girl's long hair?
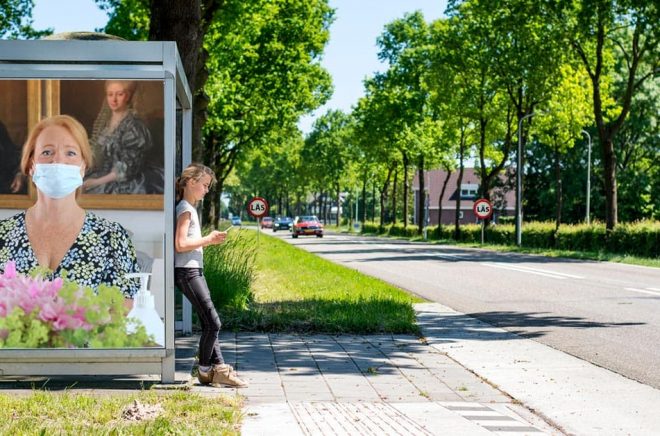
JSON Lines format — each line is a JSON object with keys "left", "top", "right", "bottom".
{"left": 175, "top": 163, "right": 217, "bottom": 202}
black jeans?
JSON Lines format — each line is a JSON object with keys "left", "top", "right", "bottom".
{"left": 175, "top": 268, "right": 224, "bottom": 366}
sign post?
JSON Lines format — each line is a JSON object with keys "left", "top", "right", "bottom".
{"left": 473, "top": 198, "right": 493, "bottom": 244}
{"left": 247, "top": 197, "right": 269, "bottom": 242}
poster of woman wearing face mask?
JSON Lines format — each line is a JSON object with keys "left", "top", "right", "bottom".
{"left": 0, "top": 79, "right": 165, "bottom": 211}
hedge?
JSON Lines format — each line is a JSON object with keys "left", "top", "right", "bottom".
{"left": 360, "top": 221, "right": 659, "bottom": 258}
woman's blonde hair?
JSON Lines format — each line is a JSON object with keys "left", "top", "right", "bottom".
{"left": 20, "top": 114, "right": 94, "bottom": 175}
{"left": 176, "top": 163, "right": 217, "bottom": 201}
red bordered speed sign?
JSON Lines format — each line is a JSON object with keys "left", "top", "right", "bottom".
{"left": 473, "top": 198, "right": 493, "bottom": 220}
{"left": 247, "top": 197, "right": 269, "bottom": 218}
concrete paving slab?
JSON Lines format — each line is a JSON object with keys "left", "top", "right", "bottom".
{"left": 417, "top": 302, "right": 660, "bottom": 435}
{"left": 228, "top": 331, "right": 548, "bottom": 435}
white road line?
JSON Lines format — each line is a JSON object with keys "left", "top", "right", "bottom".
{"left": 480, "top": 262, "right": 584, "bottom": 280}
{"left": 624, "top": 287, "right": 660, "bottom": 296}
{"left": 499, "top": 264, "right": 584, "bottom": 279}
{"left": 647, "top": 287, "right": 660, "bottom": 292}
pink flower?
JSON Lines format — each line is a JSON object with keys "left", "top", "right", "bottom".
{"left": 1, "top": 261, "right": 16, "bottom": 279}
{"left": 0, "top": 261, "right": 109, "bottom": 346}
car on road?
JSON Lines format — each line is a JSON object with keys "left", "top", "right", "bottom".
{"left": 292, "top": 215, "right": 323, "bottom": 238}
{"left": 231, "top": 216, "right": 242, "bottom": 226}
{"left": 260, "top": 217, "right": 274, "bottom": 229}
{"left": 273, "top": 216, "right": 293, "bottom": 232}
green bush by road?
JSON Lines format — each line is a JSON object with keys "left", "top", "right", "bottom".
{"left": 206, "top": 229, "right": 422, "bottom": 334}
{"left": 362, "top": 221, "right": 660, "bottom": 260}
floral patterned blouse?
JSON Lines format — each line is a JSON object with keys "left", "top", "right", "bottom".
{"left": 0, "top": 212, "right": 139, "bottom": 298}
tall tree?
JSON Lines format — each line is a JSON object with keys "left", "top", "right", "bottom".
{"left": 560, "top": 0, "right": 659, "bottom": 229}
{"left": 96, "top": 0, "right": 221, "bottom": 160}
{"left": 303, "top": 110, "right": 353, "bottom": 226}
{"left": 534, "top": 64, "right": 593, "bottom": 229}
{"left": 0, "top": 0, "right": 51, "bottom": 38}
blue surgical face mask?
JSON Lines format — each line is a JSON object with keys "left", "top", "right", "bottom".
{"left": 32, "top": 163, "right": 83, "bottom": 199}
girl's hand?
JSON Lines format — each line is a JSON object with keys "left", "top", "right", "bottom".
{"left": 206, "top": 230, "right": 227, "bottom": 245}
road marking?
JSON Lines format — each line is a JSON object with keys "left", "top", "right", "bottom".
{"left": 624, "top": 287, "right": 660, "bottom": 296}
{"left": 647, "top": 287, "right": 660, "bottom": 292}
{"left": 481, "top": 262, "right": 584, "bottom": 279}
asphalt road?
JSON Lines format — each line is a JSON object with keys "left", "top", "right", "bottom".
{"left": 266, "top": 229, "right": 660, "bottom": 390}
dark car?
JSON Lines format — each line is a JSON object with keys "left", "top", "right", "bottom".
{"left": 273, "top": 216, "right": 293, "bottom": 232}
{"left": 292, "top": 215, "right": 323, "bottom": 238}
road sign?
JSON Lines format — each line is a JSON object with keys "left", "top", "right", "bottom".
{"left": 247, "top": 197, "right": 269, "bottom": 218}
{"left": 473, "top": 198, "right": 493, "bottom": 220}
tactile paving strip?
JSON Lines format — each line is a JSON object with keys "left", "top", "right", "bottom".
{"left": 291, "top": 402, "right": 432, "bottom": 436}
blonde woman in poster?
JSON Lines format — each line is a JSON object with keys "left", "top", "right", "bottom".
{"left": 83, "top": 80, "right": 162, "bottom": 194}
{"left": 0, "top": 115, "right": 139, "bottom": 302}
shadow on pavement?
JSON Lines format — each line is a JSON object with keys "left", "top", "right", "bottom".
{"left": 417, "top": 309, "right": 644, "bottom": 343}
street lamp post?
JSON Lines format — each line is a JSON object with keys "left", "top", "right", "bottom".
{"left": 581, "top": 130, "right": 592, "bottom": 225}
{"left": 516, "top": 112, "right": 541, "bottom": 246}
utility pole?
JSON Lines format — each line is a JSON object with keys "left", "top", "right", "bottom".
{"left": 581, "top": 130, "right": 592, "bottom": 225}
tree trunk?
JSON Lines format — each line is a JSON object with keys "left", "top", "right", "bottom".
{"left": 391, "top": 167, "right": 398, "bottom": 226}
{"left": 438, "top": 167, "right": 452, "bottom": 227}
{"left": 402, "top": 153, "right": 409, "bottom": 228}
{"left": 554, "top": 145, "right": 562, "bottom": 232}
{"left": 361, "top": 176, "right": 367, "bottom": 223}
{"left": 371, "top": 180, "right": 376, "bottom": 223}
{"left": 454, "top": 128, "right": 466, "bottom": 240}
{"left": 149, "top": 0, "right": 222, "bottom": 162}
{"left": 416, "top": 156, "right": 425, "bottom": 235}
{"left": 336, "top": 182, "right": 341, "bottom": 227}
{"left": 379, "top": 167, "right": 393, "bottom": 230}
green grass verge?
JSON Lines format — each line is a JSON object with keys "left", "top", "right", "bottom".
{"left": 219, "top": 231, "right": 423, "bottom": 334}
{"left": 0, "top": 390, "right": 242, "bottom": 434}
{"left": 400, "top": 237, "right": 660, "bottom": 268}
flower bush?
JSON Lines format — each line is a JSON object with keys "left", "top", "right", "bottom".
{"left": 0, "top": 261, "right": 152, "bottom": 348}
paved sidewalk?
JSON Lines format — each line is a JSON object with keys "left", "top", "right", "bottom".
{"left": 193, "top": 318, "right": 557, "bottom": 434}
{"left": 197, "top": 302, "right": 660, "bottom": 435}
{"left": 416, "top": 303, "right": 660, "bottom": 436}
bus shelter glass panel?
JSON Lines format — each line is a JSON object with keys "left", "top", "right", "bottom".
{"left": 0, "top": 78, "right": 166, "bottom": 349}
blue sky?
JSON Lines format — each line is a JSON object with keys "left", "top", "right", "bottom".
{"left": 32, "top": 0, "right": 447, "bottom": 133}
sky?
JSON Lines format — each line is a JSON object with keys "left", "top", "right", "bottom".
{"left": 32, "top": 0, "right": 447, "bottom": 134}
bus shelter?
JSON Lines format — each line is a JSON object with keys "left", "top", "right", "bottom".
{"left": 0, "top": 39, "right": 192, "bottom": 383}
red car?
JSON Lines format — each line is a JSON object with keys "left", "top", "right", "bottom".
{"left": 260, "top": 217, "right": 273, "bottom": 229}
{"left": 292, "top": 215, "right": 323, "bottom": 238}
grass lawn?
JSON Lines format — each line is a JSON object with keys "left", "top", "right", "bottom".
{"left": 219, "top": 230, "right": 424, "bottom": 334}
{"left": 394, "top": 236, "right": 660, "bottom": 268}
{"left": 0, "top": 390, "right": 242, "bottom": 435}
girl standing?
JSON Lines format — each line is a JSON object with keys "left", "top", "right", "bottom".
{"left": 174, "top": 163, "right": 247, "bottom": 387}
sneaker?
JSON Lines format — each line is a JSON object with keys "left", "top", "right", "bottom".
{"left": 211, "top": 364, "right": 248, "bottom": 388}
{"left": 197, "top": 366, "right": 213, "bottom": 385}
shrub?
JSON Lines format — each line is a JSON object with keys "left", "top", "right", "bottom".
{"left": 204, "top": 230, "right": 257, "bottom": 310}
{"left": 388, "top": 224, "right": 420, "bottom": 237}
{"left": 0, "top": 262, "right": 152, "bottom": 348}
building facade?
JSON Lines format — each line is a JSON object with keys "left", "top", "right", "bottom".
{"left": 412, "top": 168, "right": 515, "bottom": 225}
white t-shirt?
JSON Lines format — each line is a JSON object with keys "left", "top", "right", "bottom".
{"left": 175, "top": 200, "right": 203, "bottom": 268}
